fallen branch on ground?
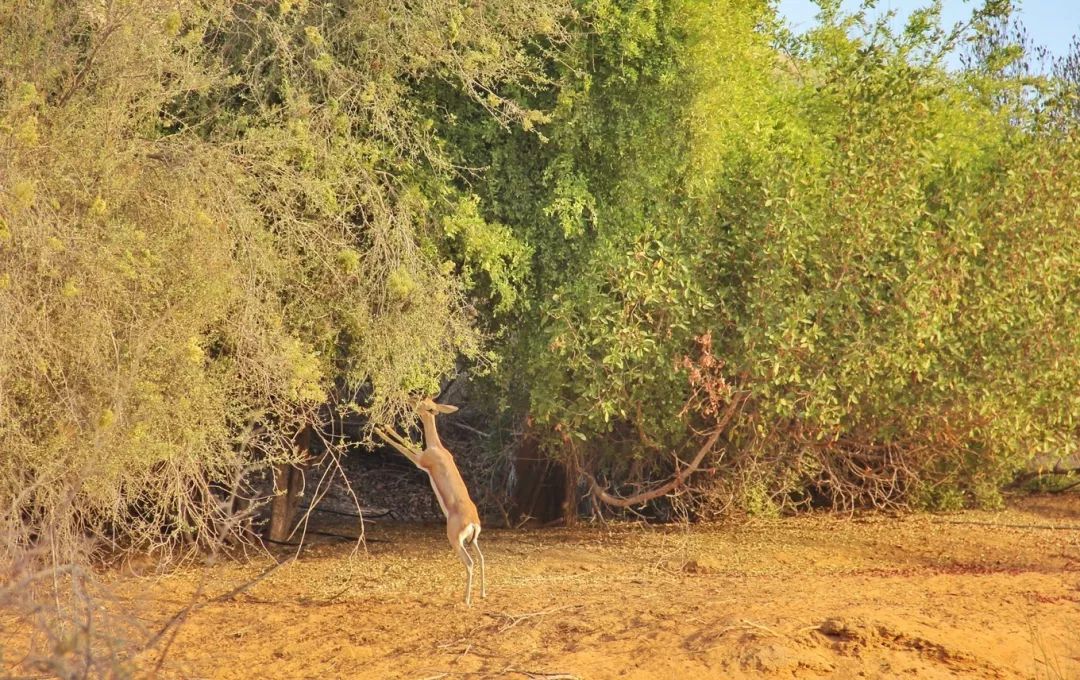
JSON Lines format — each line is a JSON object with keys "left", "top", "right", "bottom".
{"left": 146, "top": 556, "right": 295, "bottom": 652}
{"left": 485, "top": 604, "right": 579, "bottom": 634}
{"left": 297, "top": 504, "right": 392, "bottom": 519}
{"left": 740, "top": 619, "right": 783, "bottom": 638}
{"left": 1010, "top": 465, "right": 1080, "bottom": 487}
{"left": 504, "top": 669, "right": 582, "bottom": 680}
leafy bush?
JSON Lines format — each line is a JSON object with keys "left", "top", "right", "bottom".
{"left": 470, "top": 0, "right": 1080, "bottom": 513}
{"left": 0, "top": 0, "right": 567, "bottom": 561}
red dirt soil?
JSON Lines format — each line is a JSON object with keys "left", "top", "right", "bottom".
{"left": 5, "top": 494, "right": 1080, "bottom": 679}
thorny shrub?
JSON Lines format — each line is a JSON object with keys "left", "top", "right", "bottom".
{"left": 0, "top": 0, "right": 568, "bottom": 566}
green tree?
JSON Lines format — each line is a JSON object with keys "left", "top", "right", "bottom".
{"left": 461, "top": 0, "right": 1080, "bottom": 515}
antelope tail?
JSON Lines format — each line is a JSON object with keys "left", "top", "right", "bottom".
{"left": 459, "top": 523, "right": 480, "bottom": 547}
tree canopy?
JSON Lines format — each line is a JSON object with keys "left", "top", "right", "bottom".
{"left": 2, "top": 0, "right": 1078, "bottom": 561}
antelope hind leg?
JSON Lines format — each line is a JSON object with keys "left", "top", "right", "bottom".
{"left": 472, "top": 539, "right": 486, "bottom": 598}
{"left": 455, "top": 542, "right": 474, "bottom": 606}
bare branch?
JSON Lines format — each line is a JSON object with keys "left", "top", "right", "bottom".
{"left": 586, "top": 394, "right": 743, "bottom": 508}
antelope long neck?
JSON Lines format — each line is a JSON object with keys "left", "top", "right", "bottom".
{"left": 420, "top": 412, "right": 443, "bottom": 451}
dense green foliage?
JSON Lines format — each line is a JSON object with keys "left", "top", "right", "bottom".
{"left": 2, "top": 0, "right": 1079, "bottom": 562}
{"left": 721, "top": 8, "right": 1080, "bottom": 511}
{"left": 467, "top": 0, "right": 1080, "bottom": 513}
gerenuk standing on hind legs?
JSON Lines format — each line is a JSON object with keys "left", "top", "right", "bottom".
{"left": 377, "top": 398, "right": 486, "bottom": 606}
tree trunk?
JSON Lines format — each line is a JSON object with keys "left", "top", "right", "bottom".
{"left": 562, "top": 453, "right": 578, "bottom": 527}
{"left": 267, "top": 426, "right": 313, "bottom": 543}
{"left": 509, "top": 424, "right": 568, "bottom": 526}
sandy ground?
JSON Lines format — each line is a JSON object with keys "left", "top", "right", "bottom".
{"left": 5, "top": 494, "right": 1080, "bottom": 679}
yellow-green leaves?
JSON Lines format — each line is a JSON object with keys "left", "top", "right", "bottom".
{"left": 97, "top": 408, "right": 117, "bottom": 429}
{"left": 88, "top": 196, "right": 107, "bottom": 218}
{"left": 11, "top": 180, "right": 35, "bottom": 210}
{"left": 442, "top": 195, "right": 530, "bottom": 314}
{"left": 163, "top": 11, "right": 182, "bottom": 37}
{"left": 387, "top": 267, "right": 417, "bottom": 300}
{"left": 14, "top": 117, "right": 38, "bottom": 146}
{"left": 312, "top": 53, "right": 334, "bottom": 73}
{"left": 13, "top": 81, "right": 40, "bottom": 108}
{"left": 336, "top": 248, "right": 361, "bottom": 275}
{"left": 283, "top": 339, "right": 325, "bottom": 404}
{"left": 303, "top": 26, "right": 325, "bottom": 48}
{"left": 185, "top": 336, "right": 205, "bottom": 364}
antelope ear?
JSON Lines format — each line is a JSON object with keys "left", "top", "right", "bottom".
{"left": 435, "top": 403, "right": 459, "bottom": 414}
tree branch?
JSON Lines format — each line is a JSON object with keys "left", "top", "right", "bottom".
{"left": 586, "top": 395, "right": 743, "bottom": 508}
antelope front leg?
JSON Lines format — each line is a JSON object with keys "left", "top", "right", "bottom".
{"left": 374, "top": 427, "right": 423, "bottom": 466}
